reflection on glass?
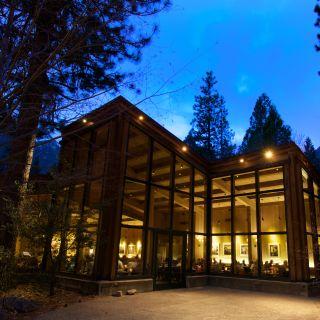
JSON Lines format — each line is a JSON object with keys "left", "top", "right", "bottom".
{"left": 234, "top": 235, "right": 258, "bottom": 276}
{"left": 234, "top": 172, "right": 255, "bottom": 194}
{"left": 75, "top": 133, "right": 90, "bottom": 173}
{"left": 212, "top": 176, "right": 231, "bottom": 197}
{"left": 122, "top": 180, "right": 146, "bottom": 226}
{"left": 194, "top": 170, "right": 206, "bottom": 197}
{"left": 126, "top": 126, "right": 149, "bottom": 181}
{"left": 211, "top": 198, "right": 231, "bottom": 233}
{"left": 234, "top": 196, "right": 257, "bottom": 233}
{"left": 193, "top": 235, "right": 206, "bottom": 273}
{"left": 61, "top": 138, "right": 75, "bottom": 174}
{"left": 307, "top": 235, "right": 315, "bottom": 278}
{"left": 260, "top": 192, "right": 286, "bottom": 232}
{"left": 155, "top": 233, "right": 170, "bottom": 283}
{"left": 172, "top": 235, "right": 184, "bottom": 284}
{"left": 175, "top": 157, "right": 191, "bottom": 193}
{"left": 211, "top": 236, "right": 232, "bottom": 273}
{"left": 152, "top": 142, "right": 172, "bottom": 187}
{"left": 304, "top": 192, "right": 311, "bottom": 233}
{"left": 302, "top": 168, "right": 309, "bottom": 190}
{"left": 77, "top": 180, "right": 102, "bottom": 275}
{"left": 259, "top": 167, "right": 284, "bottom": 192}
{"left": 91, "top": 125, "right": 108, "bottom": 177}
{"left": 149, "top": 187, "right": 170, "bottom": 229}
{"left": 194, "top": 196, "right": 206, "bottom": 233}
{"left": 118, "top": 228, "right": 143, "bottom": 276}
{"left": 261, "top": 234, "right": 289, "bottom": 277}
{"left": 68, "top": 184, "right": 84, "bottom": 227}
{"left": 173, "top": 192, "right": 190, "bottom": 231}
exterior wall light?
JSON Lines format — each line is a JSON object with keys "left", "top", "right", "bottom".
{"left": 138, "top": 115, "right": 144, "bottom": 121}
{"left": 82, "top": 118, "right": 87, "bottom": 124}
{"left": 239, "top": 158, "right": 244, "bottom": 163}
{"left": 264, "top": 150, "right": 273, "bottom": 159}
{"left": 182, "top": 146, "right": 188, "bottom": 152}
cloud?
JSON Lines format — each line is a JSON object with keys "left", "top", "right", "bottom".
{"left": 233, "top": 126, "right": 246, "bottom": 145}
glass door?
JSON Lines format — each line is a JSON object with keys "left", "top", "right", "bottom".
{"left": 154, "top": 231, "right": 186, "bottom": 290}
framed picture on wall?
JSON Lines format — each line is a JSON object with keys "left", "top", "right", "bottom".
{"left": 212, "top": 244, "right": 219, "bottom": 256}
{"left": 240, "top": 244, "right": 248, "bottom": 256}
{"left": 223, "top": 243, "right": 231, "bottom": 255}
{"left": 269, "top": 243, "right": 279, "bottom": 257}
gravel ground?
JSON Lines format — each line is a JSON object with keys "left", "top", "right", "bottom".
{"left": 36, "top": 286, "right": 320, "bottom": 320}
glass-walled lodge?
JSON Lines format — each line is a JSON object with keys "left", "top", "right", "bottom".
{"left": 40, "top": 97, "right": 320, "bottom": 286}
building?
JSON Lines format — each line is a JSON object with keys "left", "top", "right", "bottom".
{"left": 55, "top": 96, "right": 320, "bottom": 295}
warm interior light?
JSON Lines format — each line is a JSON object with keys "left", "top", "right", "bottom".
{"left": 138, "top": 115, "right": 144, "bottom": 121}
{"left": 182, "top": 146, "right": 188, "bottom": 152}
{"left": 239, "top": 158, "right": 244, "bottom": 163}
{"left": 82, "top": 118, "right": 87, "bottom": 124}
{"left": 264, "top": 150, "right": 273, "bottom": 159}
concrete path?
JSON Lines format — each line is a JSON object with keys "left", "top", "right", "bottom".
{"left": 37, "top": 287, "right": 320, "bottom": 320}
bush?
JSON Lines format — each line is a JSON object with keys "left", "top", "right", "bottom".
{"left": 0, "top": 248, "right": 15, "bottom": 291}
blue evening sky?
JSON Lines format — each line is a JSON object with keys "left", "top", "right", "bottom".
{"left": 103, "top": 0, "right": 320, "bottom": 147}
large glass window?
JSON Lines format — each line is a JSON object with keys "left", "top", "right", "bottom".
{"left": 234, "top": 172, "right": 255, "bottom": 194}
{"left": 149, "top": 187, "right": 171, "bottom": 229}
{"left": 118, "top": 228, "right": 143, "bottom": 276}
{"left": 259, "top": 167, "right": 284, "bottom": 191}
{"left": 260, "top": 192, "right": 286, "bottom": 232}
{"left": 211, "top": 166, "right": 288, "bottom": 279}
{"left": 193, "top": 235, "right": 206, "bottom": 273}
{"left": 194, "top": 197, "right": 206, "bottom": 233}
{"left": 234, "top": 197, "right": 256, "bottom": 233}
{"left": 211, "top": 198, "right": 231, "bottom": 234}
{"left": 74, "top": 133, "right": 90, "bottom": 174}
{"left": 152, "top": 143, "right": 172, "bottom": 187}
{"left": 126, "top": 126, "right": 149, "bottom": 181}
{"left": 304, "top": 192, "right": 312, "bottom": 233}
{"left": 211, "top": 235, "right": 232, "bottom": 273}
{"left": 212, "top": 176, "right": 231, "bottom": 197}
{"left": 175, "top": 157, "right": 191, "bottom": 193}
{"left": 261, "top": 234, "right": 289, "bottom": 277}
{"left": 121, "top": 180, "right": 146, "bottom": 227}
{"left": 173, "top": 192, "right": 191, "bottom": 231}
{"left": 234, "top": 235, "right": 258, "bottom": 276}
{"left": 194, "top": 170, "right": 206, "bottom": 197}
{"left": 91, "top": 125, "right": 108, "bottom": 177}
{"left": 77, "top": 179, "right": 102, "bottom": 275}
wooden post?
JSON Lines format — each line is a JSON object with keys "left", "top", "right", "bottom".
{"left": 285, "top": 153, "right": 309, "bottom": 281}
{"left": 94, "top": 116, "right": 129, "bottom": 280}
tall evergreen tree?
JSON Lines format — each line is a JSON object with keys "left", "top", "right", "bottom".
{"left": 304, "top": 137, "right": 320, "bottom": 170}
{"left": 184, "top": 71, "right": 235, "bottom": 160}
{"left": 240, "top": 93, "right": 270, "bottom": 153}
{"left": 240, "top": 94, "right": 292, "bottom": 153}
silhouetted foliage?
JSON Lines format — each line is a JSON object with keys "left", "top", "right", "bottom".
{"left": 315, "top": 0, "right": 320, "bottom": 74}
{"left": 304, "top": 137, "right": 320, "bottom": 171}
{"left": 185, "top": 71, "right": 235, "bottom": 160}
{"left": 240, "top": 94, "right": 291, "bottom": 154}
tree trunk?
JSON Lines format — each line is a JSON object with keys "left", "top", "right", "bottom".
{"left": 0, "top": 2, "right": 59, "bottom": 251}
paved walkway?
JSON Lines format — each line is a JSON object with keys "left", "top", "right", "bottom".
{"left": 37, "top": 287, "right": 320, "bottom": 320}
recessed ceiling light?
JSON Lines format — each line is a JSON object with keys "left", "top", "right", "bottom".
{"left": 82, "top": 118, "right": 87, "bottom": 124}
{"left": 239, "top": 158, "right": 244, "bottom": 163}
{"left": 182, "top": 146, "right": 188, "bottom": 152}
{"left": 264, "top": 150, "right": 273, "bottom": 159}
{"left": 138, "top": 115, "right": 144, "bottom": 121}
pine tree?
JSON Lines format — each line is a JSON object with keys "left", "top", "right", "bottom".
{"left": 304, "top": 137, "right": 320, "bottom": 170}
{"left": 240, "top": 94, "right": 291, "bottom": 153}
{"left": 185, "top": 71, "right": 235, "bottom": 160}
{"left": 240, "top": 94, "right": 270, "bottom": 153}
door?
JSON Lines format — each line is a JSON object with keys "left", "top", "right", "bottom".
{"left": 154, "top": 231, "right": 186, "bottom": 290}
